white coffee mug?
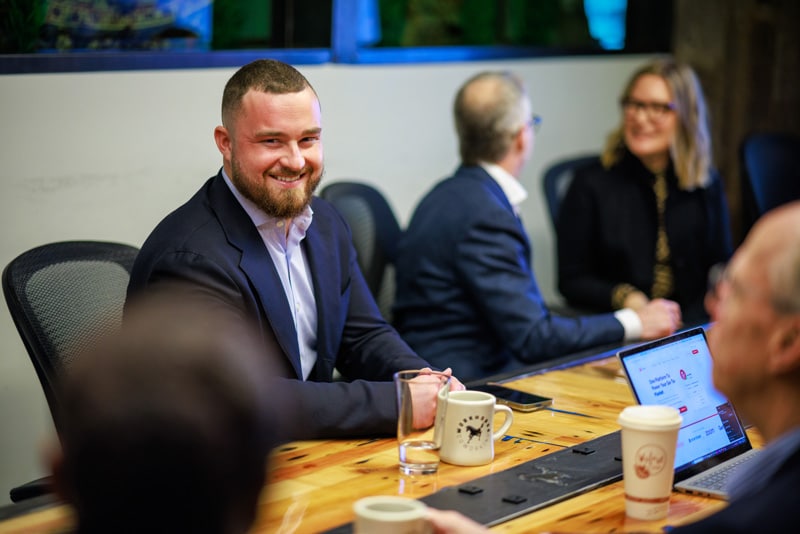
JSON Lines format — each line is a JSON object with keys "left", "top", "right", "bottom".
{"left": 438, "top": 390, "right": 514, "bottom": 466}
{"left": 353, "top": 496, "right": 431, "bottom": 534}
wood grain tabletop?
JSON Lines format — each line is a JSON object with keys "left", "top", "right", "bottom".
{"left": 0, "top": 355, "right": 762, "bottom": 534}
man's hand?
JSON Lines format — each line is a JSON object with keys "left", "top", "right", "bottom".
{"left": 635, "top": 298, "right": 682, "bottom": 339}
{"left": 435, "top": 367, "right": 466, "bottom": 392}
{"left": 409, "top": 368, "right": 465, "bottom": 428}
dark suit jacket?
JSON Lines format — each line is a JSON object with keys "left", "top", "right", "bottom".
{"left": 672, "top": 444, "right": 800, "bottom": 533}
{"left": 128, "top": 172, "right": 428, "bottom": 439}
{"left": 393, "top": 165, "right": 624, "bottom": 382}
{"left": 557, "top": 152, "right": 732, "bottom": 326}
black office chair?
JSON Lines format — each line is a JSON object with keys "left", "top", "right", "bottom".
{"left": 318, "top": 181, "right": 402, "bottom": 321}
{"left": 739, "top": 131, "right": 800, "bottom": 236}
{"left": 2, "top": 240, "right": 139, "bottom": 502}
{"left": 542, "top": 154, "right": 599, "bottom": 227}
{"left": 540, "top": 155, "right": 600, "bottom": 317}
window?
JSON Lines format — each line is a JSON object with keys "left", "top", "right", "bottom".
{"left": 0, "top": 0, "right": 670, "bottom": 74}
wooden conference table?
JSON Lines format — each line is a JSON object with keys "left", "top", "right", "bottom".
{"left": 0, "top": 343, "right": 762, "bottom": 534}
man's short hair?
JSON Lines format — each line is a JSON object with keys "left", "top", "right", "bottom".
{"left": 454, "top": 71, "right": 528, "bottom": 165}
{"left": 55, "top": 289, "right": 290, "bottom": 534}
{"left": 221, "top": 58, "right": 317, "bottom": 128}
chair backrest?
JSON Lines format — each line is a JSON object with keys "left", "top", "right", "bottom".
{"left": 542, "top": 154, "right": 600, "bottom": 227}
{"left": 739, "top": 131, "right": 800, "bottom": 234}
{"left": 318, "top": 181, "right": 401, "bottom": 321}
{"left": 2, "top": 240, "right": 139, "bottom": 428}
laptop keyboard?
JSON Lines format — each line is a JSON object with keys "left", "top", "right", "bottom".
{"left": 688, "top": 450, "right": 758, "bottom": 491}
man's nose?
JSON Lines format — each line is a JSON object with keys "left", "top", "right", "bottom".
{"left": 281, "top": 143, "right": 305, "bottom": 169}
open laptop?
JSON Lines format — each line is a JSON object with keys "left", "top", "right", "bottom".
{"left": 617, "top": 327, "right": 760, "bottom": 500}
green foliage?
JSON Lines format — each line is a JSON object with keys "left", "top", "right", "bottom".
{"left": 0, "top": 0, "right": 46, "bottom": 53}
{"left": 212, "top": 0, "right": 247, "bottom": 49}
{"left": 376, "top": 0, "right": 597, "bottom": 48}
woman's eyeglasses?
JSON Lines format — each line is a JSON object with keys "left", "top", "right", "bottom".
{"left": 620, "top": 97, "right": 675, "bottom": 121}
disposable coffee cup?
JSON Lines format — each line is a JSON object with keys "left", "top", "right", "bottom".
{"left": 353, "top": 496, "right": 431, "bottom": 534}
{"left": 618, "top": 405, "right": 682, "bottom": 520}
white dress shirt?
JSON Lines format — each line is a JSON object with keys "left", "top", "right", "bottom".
{"left": 222, "top": 171, "right": 318, "bottom": 379}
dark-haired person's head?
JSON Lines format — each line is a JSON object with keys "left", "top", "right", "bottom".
{"left": 50, "top": 290, "right": 290, "bottom": 534}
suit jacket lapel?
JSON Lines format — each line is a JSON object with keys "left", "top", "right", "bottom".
{"left": 208, "top": 174, "right": 303, "bottom": 377}
{"left": 303, "top": 209, "right": 337, "bottom": 380}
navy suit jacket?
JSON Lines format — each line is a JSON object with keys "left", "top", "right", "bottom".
{"left": 128, "top": 172, "right": 428, "bottom": 438}
{"left": 393, "top": 165, "right": 624, "bottom": 382}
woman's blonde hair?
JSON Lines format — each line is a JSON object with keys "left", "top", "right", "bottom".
{"left": 601, "top": 58, "right": 712, "bottom": 190}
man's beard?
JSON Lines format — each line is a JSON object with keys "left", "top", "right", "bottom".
{"left": 231, "top": 158, "right": 322, "bottom": 219}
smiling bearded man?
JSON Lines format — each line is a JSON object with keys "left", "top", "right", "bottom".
{"left": 127, "top": 58, "right": 461, "bottom": 441}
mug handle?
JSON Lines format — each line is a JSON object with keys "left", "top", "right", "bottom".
{"left": 491, "top": 404, "right": 514, "bottom": 441}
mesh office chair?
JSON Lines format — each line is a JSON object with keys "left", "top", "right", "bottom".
{"left": 739, "top": 131, "right": 800, "bottom": 236}
{"left": 2, "top": 240, "right": 139, "bottom": 502}
{"left": 318, "top": 181, "right": 402, "bottom": 321}
{"left": 542, "top": 154, "right": 599, "bottom": 227}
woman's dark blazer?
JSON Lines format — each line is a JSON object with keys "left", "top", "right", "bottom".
{"left": 557, "top": 152, "right": 733, "bottom": 326}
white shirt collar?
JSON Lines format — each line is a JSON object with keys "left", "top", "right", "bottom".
{"left": 478, "top": 161, "right": 528, "bottom": 211}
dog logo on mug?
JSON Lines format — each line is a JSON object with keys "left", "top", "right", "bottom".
{"left": 634, "top": 444, "right": 667, "bottom": 479}
{"left": 456, "top": 415, "right": 490, "bottom": 450}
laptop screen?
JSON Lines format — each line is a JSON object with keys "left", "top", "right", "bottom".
{"left": 618, "top": 327, "right": 751, "bottom": 478}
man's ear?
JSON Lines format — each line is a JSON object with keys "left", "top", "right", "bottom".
{"left": 767, "top": 316, "right": 800, "bottom": 375}
{"left": 214, "top": 125, "right": 231, "bottom": 158}
{"left": 513, "top": 126, "right": 527, "bottom": 154}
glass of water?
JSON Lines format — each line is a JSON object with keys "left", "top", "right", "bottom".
{"left": 394, "top": 369, "right": 451, "bottom": 475}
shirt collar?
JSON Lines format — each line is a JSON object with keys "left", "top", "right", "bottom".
{"left": 478, "top": 161, "right": 528, "bottom": 210}
{"left": 221, "top": 168, "right": 313, "bottom": 232}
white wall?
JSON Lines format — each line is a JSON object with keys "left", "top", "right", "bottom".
{"left": 0, "top": 54, "right": 648, "bottom": 504}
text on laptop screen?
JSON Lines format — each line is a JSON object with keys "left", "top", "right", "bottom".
{"left": 620, "top": 330, "right": 748, "bottom": 472}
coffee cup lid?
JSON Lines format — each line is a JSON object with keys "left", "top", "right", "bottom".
{"left": 617, "top": 405, "right": 682, "bottom": 430}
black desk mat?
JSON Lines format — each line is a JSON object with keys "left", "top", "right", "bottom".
{"left": 324, "top": 431, "right": 622, "bottom": 532}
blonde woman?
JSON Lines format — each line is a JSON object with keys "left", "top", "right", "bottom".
{"left": 557, "top": 58, "right": 732, "bottom": 326}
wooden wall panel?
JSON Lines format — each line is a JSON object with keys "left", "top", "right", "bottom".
{"left": 673, "top": 0, "right": 800, "bottom": 243}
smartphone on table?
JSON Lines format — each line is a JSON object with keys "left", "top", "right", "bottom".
{"left": 470, "top": 383, "right": 553, "bottom": 412}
